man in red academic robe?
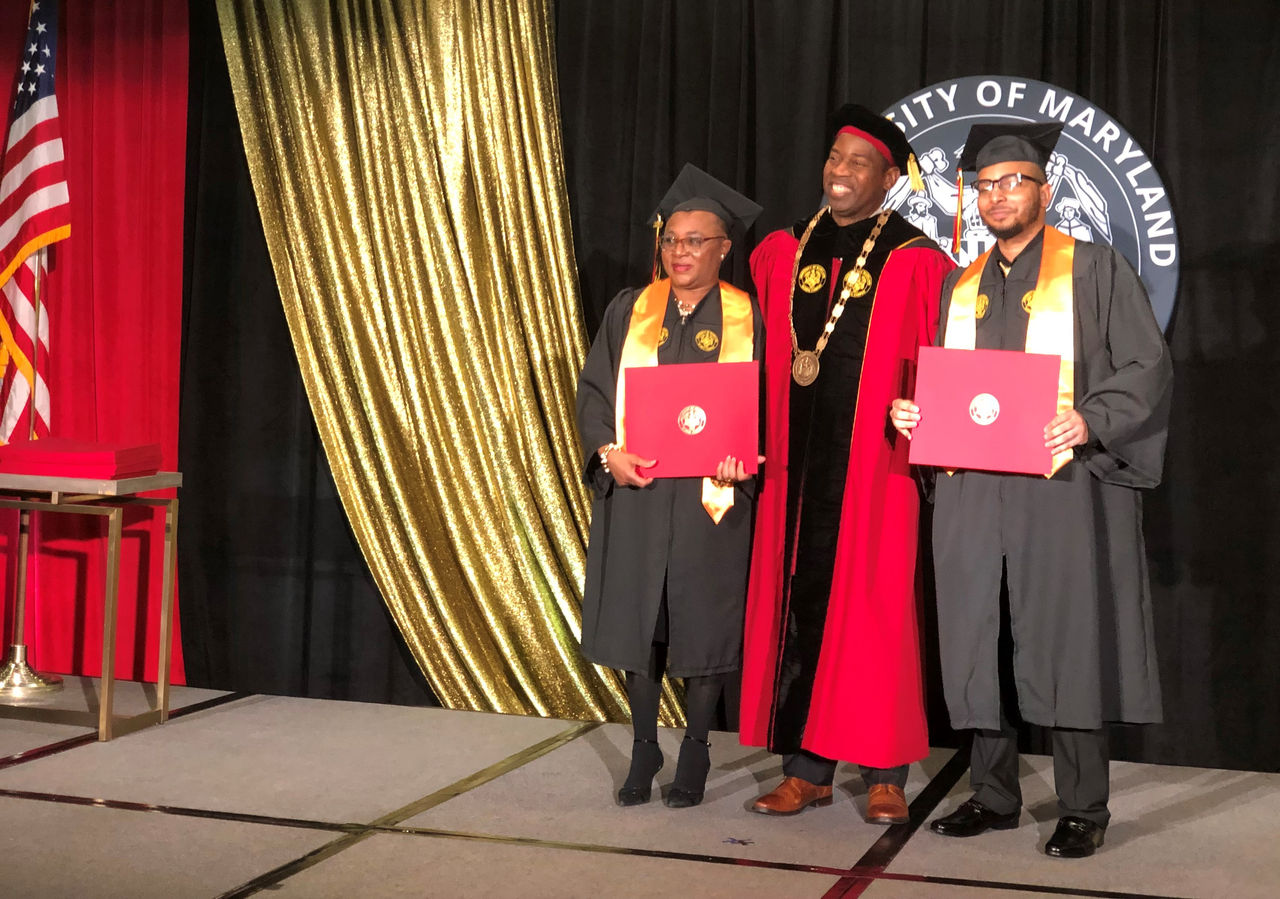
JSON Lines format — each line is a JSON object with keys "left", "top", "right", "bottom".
{"left": 740, "top": 104, "right": 954, "bottom": 823}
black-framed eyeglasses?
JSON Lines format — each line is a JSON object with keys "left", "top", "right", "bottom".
{"left": 659, "top": 234, "right": 728, "bottom": 253}
{"left": 973, "top": 172, "right": 1045, "bottom": 193}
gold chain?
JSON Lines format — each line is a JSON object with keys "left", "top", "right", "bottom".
{"left": 788, "top": 208, "right": 891, "bottom": 385}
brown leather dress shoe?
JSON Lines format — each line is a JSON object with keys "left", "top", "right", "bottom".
{"left": 751, "top": 776, "right": 833, "bottom": 815}
{"left": 865, "top": 783, "right": 910, "bottom": 824}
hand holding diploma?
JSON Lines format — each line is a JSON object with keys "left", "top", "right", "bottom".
{"left": 1044, "top": 409, "right": 1088, "bottom": 453}
{"left": 601, "top": 445, "right": 657, "bottom": 488}
{"left": 889, "top": 398, "right": 920, "bottom": 440}
{"left": 713, "top": 454, "right": 767, "bottom": 486}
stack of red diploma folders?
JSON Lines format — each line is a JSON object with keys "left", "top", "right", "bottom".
{"left": 0, "top": 438, "right": 162, "bottom": 479}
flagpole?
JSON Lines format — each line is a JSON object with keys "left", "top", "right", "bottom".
{"left": 0, "top": 246, "right": 62, "bottom": 697}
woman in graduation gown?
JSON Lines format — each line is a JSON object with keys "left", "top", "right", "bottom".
{"left": 576, "top": 165, "right": 763, "bottom": 808}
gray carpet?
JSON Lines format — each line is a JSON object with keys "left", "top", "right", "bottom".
{"left": 894, "top": 754, "right": 1280, "bottom": 898}
{"left": 407, "top": 722, "right": 955, "bottom": 871}
{"left": 0, "top": 678, "right": 1276, "bottom": 898}
{"left": 270, "top": 832, "right": 845, "bottom": 898}
{"left": 0, "top": 795, "right": 334, "bottom": 899}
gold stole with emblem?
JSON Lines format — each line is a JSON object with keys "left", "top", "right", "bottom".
{"left": 943, "top": 225, "right": 1076, "bottom": 477}
{"left": 615, "top": 278, "right": 754, "bottom": 522}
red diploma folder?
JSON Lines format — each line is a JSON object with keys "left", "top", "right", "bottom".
{"left": 908, "top": 346, "right": 1061, "bottom": 476}
{"left": 624, "top": 361, "right": 759, "bottom": 479}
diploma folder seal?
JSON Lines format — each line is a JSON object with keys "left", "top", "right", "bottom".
{"left": 624, "top": 361, "right": 759, "bottom": 479}
{"left": 908, "top": 346, "right": 1061, "bottom": 476}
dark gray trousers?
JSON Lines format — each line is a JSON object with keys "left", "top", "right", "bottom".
{"left": 783, "top": 749, "right": 908, "bottom": 789}
{"left": 969, "top": 722, "right": 1110, "bottom": 827}
{"left": 964, "top": 565, "right": 1112, "bottom": 829}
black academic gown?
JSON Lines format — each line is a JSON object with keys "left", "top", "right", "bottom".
{"left": 932, "top": 229, "right": 1172, "bottom": 731}
{"left": 576, "top": 283, "right": 764, "bottom": 678}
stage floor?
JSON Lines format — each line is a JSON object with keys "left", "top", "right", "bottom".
{"left": 0, "top": 679, "right": 1274, "bottom": 898}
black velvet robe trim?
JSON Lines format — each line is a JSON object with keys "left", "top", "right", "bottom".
{"left": 766, "top": 211, "right": 933, "bottom": 750}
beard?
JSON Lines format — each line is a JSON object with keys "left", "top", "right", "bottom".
{"left": 984, "top": 196, "right": 1045, "bottom": 241}
{"left": 988, "top": 222, "right": 1030, "bottom": 240}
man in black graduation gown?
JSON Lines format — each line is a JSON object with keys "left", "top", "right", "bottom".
{"left": 891, "top": 123, "right": 1172, "bottom": 858}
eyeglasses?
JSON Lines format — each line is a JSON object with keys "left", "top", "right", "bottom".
{"left": 973, "top": 172, "right": 1045, "bottom": 193}
{"left": 659, "top": 234, "right": 728, "bottom": 253}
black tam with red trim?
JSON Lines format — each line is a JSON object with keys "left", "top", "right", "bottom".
{"left": 826, "top": 104, "right": 915, "bottom": 171}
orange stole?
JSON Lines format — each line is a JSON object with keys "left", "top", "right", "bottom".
{"left": 616, "top": 279, "right": 754, "bottom": 521}
{"left": 943, "top": 226, "right": 1077, "bottom": 476}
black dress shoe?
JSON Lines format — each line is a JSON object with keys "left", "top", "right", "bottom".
{"left": 616, "top": 784, "right": 652, "bottom": 806}
{"left": 1044, "top": 816, "right": 1105, "bottom": 858}
{"left": 617, "top": 738, "right": 663, "bottom": 806}
{"left": 665, "top": 736, "right": 710, "bottom": 808}
{"left": 929, "top": 798, "right": 1020, "bottom": 837}
{"left": 664, "top": 786, "right": 702, "bottom": 808}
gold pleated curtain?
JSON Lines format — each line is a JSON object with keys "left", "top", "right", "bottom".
{"left": 216, "top": 0, "right": 672, "bottom": 722}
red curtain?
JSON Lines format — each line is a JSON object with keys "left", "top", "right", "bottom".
{"left": 0, "top": 0, "right": 187, "bottom": 683}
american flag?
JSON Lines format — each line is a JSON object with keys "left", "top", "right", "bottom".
{"left": 0, "top": 0, "right": 69, "bottom": 443}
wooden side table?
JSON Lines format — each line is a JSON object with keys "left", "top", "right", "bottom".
{"left": 0, "top": 472, "right": 181, "bottom": 740}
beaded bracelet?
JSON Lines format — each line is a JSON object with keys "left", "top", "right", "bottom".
{"left": 599, "top": 442, "right": 622, "bottom": 474}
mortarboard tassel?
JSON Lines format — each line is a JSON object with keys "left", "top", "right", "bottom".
{"left": 907, "top": 153, "right": 925, "bottom": 193}
{"left": 952, "top": 172, "right": 964, "bottom": 260}
{"left": 651, "top": 213, "right": 663, "bottom": 283}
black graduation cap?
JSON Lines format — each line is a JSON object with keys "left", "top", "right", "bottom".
{"left": 826, "top": 103, "right": 925, "bottom": 191}
{"left": 958, "top": 122, "right": 1064, "bottom": 172}
{"left": 649, "top": 163, "right": 762, "bottom": 240}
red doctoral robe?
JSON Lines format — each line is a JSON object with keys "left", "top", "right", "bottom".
{"left": 739, "top": 212, "right": 953, "bottom": 768}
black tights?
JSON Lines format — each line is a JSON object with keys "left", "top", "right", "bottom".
{"left": 624, "top": 643, "right": 666, "bottom": 743}
{"left": 625, "top": 641, "right": 726, "bottom": 742}
{"left": 622, "top": 641, "right": 727, "bottom": 796}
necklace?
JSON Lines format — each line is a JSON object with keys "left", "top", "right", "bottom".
{"left": 788, "top": 208, "right": 891, "bottom": 386}
{"left": 673, "top": 297, "right": 696, "bottom": 323}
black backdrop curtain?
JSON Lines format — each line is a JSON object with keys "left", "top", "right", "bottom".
{"left": 556, "top": 0, "right": 1280, "bottom": 772}
{"left": 170, "top": 0, "right": 1279, "bottom": 769}
{"left": 178, "top": 1, "right": 436, "bottom": 707}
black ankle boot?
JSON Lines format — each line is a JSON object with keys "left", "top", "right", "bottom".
{"left": 665, "top": 736, "right": 710, "bottom": 808}
{"left": 617, "top": 738, "right": 663, "bottom": 806}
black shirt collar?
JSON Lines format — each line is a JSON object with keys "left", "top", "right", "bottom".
{"left": 993, "top": 225, "right": 1046, "bottom": 271}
